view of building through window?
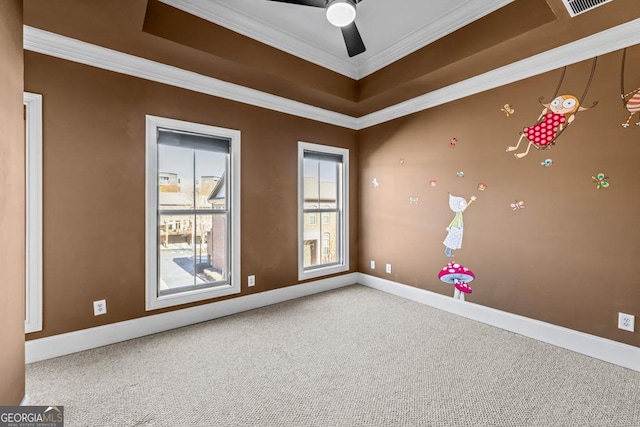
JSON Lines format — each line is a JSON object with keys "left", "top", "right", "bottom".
{"left": 302, "top": 155, "right": 341, "bottom": 269}
{"left": 157, "top": 130, "right": 229, "bottom": 293}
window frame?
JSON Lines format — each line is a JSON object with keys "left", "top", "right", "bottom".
{"left": 145, "top": 115, "right": 241, "bottom": 311}
{"left": 297, "top": 141, "right": 349, "bottom": 281}
{"left": 25, "top": 92, "right": 43, "bottom": 334}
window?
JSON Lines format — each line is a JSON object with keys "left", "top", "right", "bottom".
{"left": 298, "top": 142, "right": 349, "bottom": 280}
{"left": 146, "top": 116, "right": 240, "bottom": 310}
{"left": 322, "top": 232, "right": 330, "bottom": 257}
{"left": 25, "top": 92, "right": 43, "bottom": 333}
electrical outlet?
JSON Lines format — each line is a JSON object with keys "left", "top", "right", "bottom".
{"left": 370, "top": 260, "right": 375, "bottom": 269}
{"left": 385, "top": 263, "right": 392, "bottom": 274}
{"left": 618, "top": 312, "right": 635, "bottom": 332}
{"left": 248, "top": 275, "right": 255, "bottom": 287}
{"left": 93, "top": 299, "right": 107, "bottom": 316}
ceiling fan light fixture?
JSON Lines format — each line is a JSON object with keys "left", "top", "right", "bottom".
{"left": 326, "top": 0, "right": 356, "bottom": 27}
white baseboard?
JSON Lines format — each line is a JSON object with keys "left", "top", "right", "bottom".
{"left": 28, "top": 271, "right": 639, "bottom": 372}
{"left": 357, "top": 273, "right": 640, "bottom": 372}
{"left": 26, "top": 273, "right": 357, "bottom": 363}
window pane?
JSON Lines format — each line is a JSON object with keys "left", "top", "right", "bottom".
{"left": 303, "top": 211, "right": 339, "bottom": 268}
{"left": 195, "top": 149, "right": 227, "bottom": 210}
{"left": 158, "top": 145, "right": 194, "bottom": 211}
{"left": 303, "top": 212, "right": 320, "bottom": 268}
{"left": 196, "top": 213, "right": 228, "bottom": 283}
{"left": 159, "top": 214, "right": 196, "bottom": 290}
{"left": 304, "top": 157, "right": 339, "bottom": 209}
{"left": 320, "top": 212, "right": 339, "bottom": 265}
{"left": 159, "top": 213, "right": 228, "bottom": 291}
{"left": 319, "top": 161, "right": 338, "bottom": 209}
{"left": 303, "top": 158, "right": 320, "bottom": 209}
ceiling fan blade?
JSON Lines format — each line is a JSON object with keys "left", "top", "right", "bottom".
{"left": 340, "top": 22, "right": 366, "bottom": 57}
{"left": 265, "top": 0, "right": 326, "bottom": 7}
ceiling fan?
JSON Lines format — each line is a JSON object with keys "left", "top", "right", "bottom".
{"left": 266, "top": 0, "right": 366, "bottom": 57}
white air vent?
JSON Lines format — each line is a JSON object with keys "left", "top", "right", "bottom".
{"left": 562, "top": 0, "right": 613, "bottom": 17}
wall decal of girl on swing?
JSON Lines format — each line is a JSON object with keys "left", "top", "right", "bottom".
{"left": 506, "top": 58, "right": 599, "bottom": 159}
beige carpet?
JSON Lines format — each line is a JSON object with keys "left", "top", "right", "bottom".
{"left": 26, "top": 285, "right": 640, "bottom": 426}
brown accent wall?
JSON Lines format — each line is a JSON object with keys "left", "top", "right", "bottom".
{"left": 0, "top": 0, "right": 25, "bottom": 405}
{"left": 359, "top": 46, "right": 640, "bottom": 347}
{"left": 24, "top": 51, "right": 358, "bottom": 340}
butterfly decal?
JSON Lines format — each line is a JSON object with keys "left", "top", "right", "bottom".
{"left": 429, "top": 180, "right": 438, "bottom": 187}
{"left": 510, "top": 200, "right": 525, "bottom": 211}
{"left": 372, "top": 178, "right": 380, "bottom": 187}
{"left": 449, "top": 137, "right": 459, "bottom": 147}
{"left": 541, "top": 159, "right": 553, "bottom": 167}
{"left": 501, "top": 104, "right": 515, "bottom": 117}
{"left": 477, "top": 183, "right": 487, "bottom": 191}
{"left": 592, "top": 173, "right": 610, "bottom": 189}
{"left": 409, "top": 197, "right": 419, "bottom": 205}
{"left": 399, "top": 159, "right": 405, "bottom": 165}
{"left": 456, "top": 171, "right": 465, "bottom": 178}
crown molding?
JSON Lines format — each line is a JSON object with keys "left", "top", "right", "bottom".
{"left": 24, "top": 18, "right": 640, "bottom": 131}
{"left": 160, "top": 0, "right": 360, "bottom": 79}
{"left": 23, "top": 26, "right": 358, "bottom": 130}
{"left": 357, "top": 17, "right": 640, "bottom": 129}
{"left": 356, "top": 0, "right": 513, "bottom": 79}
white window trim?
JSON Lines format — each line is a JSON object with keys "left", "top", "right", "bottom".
{"left": 145, "top": 115, "right": 241, "bottom": 311}
{"left": 298, "top": 141, "right": 349, "bottom": 281}
{"left": 25, "top": 92, "right": 43, "bottom": 333}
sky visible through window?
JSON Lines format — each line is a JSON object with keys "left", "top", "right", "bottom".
{"left": 159, "top": 145, "right": 226, "bottom": 193}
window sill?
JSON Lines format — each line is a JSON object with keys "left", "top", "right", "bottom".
{"left": 299, "top": 263, "right": 349, "bottom": 282}
{"left": 146, "top": 283, "right": 240, "bottom": 311}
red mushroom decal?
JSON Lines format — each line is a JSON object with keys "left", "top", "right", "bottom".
{"left": 438, "top": 262, "right": 475, "bottom": 301}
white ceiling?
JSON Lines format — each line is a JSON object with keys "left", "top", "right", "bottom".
{"left": 160, "top": 0, "right": 515, "bottom": 79}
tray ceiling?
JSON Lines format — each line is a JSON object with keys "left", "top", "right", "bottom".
{"left": 160, "top": 0, "right": 515, "bottom": 79}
